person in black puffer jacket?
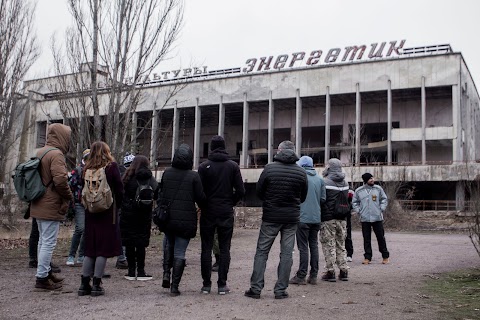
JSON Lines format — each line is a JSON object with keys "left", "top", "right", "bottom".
{"left": 120, "top": 155, "right": 158, "bottom": 281}
{"left": 245, "top": 140, "right": 308, "bottom": 300}
{"left": 159, "top": 144, "right": 206, "bottom": 296}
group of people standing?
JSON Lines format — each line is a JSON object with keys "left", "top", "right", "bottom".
{"left": 28, "top": 122, "right": 389, "bottom": 300}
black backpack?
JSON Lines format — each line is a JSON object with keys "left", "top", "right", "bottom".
{"left": 135, "top": 179, "right": 154, "bottom": 207}
{"left": 334, "top": 186, "right": 350, "bottom": 218}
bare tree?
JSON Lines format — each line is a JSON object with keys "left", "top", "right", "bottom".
{"left": 49, "top": 0, "right": 184, "bottom": 161}
{"left": 0, "top": 0, "right": 40, "bottom": 223}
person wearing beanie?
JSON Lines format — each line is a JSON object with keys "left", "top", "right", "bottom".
{"left": 319, "top": 158, "right": 350, "bottom": 282}
{"left": 66, "top": 148, "right": 91, "bottom": 267}
{"left": 352, "top": 173, "right": 389, "bottom": 265}
{"left": 289, "top": 156, "right": 326, "bottom": 285}
{"left": 245, "top": 140, "right": 308, "bottom": 300}
{"left": 198, "top": 135, "right": 245, "bottom": 295}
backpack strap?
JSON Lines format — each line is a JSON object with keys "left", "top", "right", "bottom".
{"left": 38, "top": 147, "right": 59, "bottom": 188}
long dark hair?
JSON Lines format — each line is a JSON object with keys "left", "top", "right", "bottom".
{"left": 122, "top": 155, "right": 150, "bottom": 184}
{"left": 83, "top": 141, "right": 114, "bottom": 176}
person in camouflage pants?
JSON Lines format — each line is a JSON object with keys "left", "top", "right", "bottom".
{"left": 320, "top": 158, "right": 350, "bottom": 282}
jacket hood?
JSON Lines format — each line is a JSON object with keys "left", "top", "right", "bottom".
{"left": 305, "top": 167, "right": 317, "bottom": 176}
{"left": 208, "top": 148, "right": 229, "bottom": 162}
{"left": 172, "top": 144, "right": 193, "bottom": 170}
{"left": 322, "top": 158, "right": 345, "bottom": 182}
{"left": 46, "top": 123, "right": 71, "bottom": 154}
{"left": 274, "top": 149, "right": 299, "bottom": 164}
{"left": 135, "top": 165, "right": 153, "bottom": 180}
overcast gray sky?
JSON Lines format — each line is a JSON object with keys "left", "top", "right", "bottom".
{"left": 31, "top": 0, "right": 480, "bottom": 87}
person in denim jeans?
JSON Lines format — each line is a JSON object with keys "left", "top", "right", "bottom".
{"left": 245, "top": 141, "right": 308, "bottom": 300}
{"left": 66, "top": 149, "right": 90, "bottom": 266}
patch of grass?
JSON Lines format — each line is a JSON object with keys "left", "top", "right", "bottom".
{"left": 423, "top": 268, "right": 480, "bottom": 319}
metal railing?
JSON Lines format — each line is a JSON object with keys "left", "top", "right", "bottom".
{"left": 398, "top": 200, "right": 472, "bottom": 211}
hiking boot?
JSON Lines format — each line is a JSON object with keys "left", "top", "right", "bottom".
{"left": 289, "top": 275, "right": 306, "bottom": 285}
{"left": 244, "top": 288, "right": 260, "bottom": 299}
{"left": 66, "top": 256, "right": 75, "bottom": 266}
{"left": 78, "top": 276, "right": 92, "bottom": 296}
{"left": 201, "top": 286, "right": 211, "bottom": 294}
{"left": 35, "top": 277, "right": 62, "bottom": 291}
{"left": 382, "top": 258, "right": 390, "bottom": 264}
{"left": 218, "top": 285, "right": 230, "bottom": 295}
{"left": 48, "top": 271, "right": 64, "bottom": 283}
{"left": 91, "top": 277, "right": 105, "bottom": 296}
{"left": 274, "top": 292, "right": 289, "bottom": 299}
{"left": 362, "top": 258, "right": 371, "bottom": 265}
{"left": 137, "top": 271, "right": 153, "bottom": 281}
{"left": 321, "top": 271, "right": 336, "bottom": 282}
{"left": 339, "top": 270, "right": 348, "bottom": 281}
{"left": 76, "top": 256, "right": 85, "bottom": 265}
{"left": 116, "top": 260, "right": 128, "bottom": 269}
{"left": 50, "top": 262, "right": 61, "bottom": 273}
{"left": 28, "top": 260, "right": 37, "bottom": 268}
{"left": 307, "top": 276, "right": 318, "bottom": 285}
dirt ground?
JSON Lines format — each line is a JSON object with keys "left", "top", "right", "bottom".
{"left": 0, "top": 228, "right": 478, "bottom": 320}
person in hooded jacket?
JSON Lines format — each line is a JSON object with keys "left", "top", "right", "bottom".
{"left": 289, "top": 156, "right": 326, "bottom": 286}
{"left": 198, "top": 135, "right": 245, "bottom": 295}
{"left": 120, "top": 155, "right": 158, "bottom": 281}
{"left": 158, "top": 144, "right": 206, "bottom": 296}
{"left": 245, "top": 140, "right": 308, "bottom": 300}
{"left": 30, "top": 123, "right": 74, "bottom": 291}
{"left": 320, "top": 158, "right": 350, "bottom": 282}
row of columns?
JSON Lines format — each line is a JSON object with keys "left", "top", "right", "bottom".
{"left": 143, "top": 80, "right": 457, "bottom": 169}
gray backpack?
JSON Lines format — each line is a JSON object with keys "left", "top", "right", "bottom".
{"left": 13, "top": 148, "right": 58, "bottom": 202}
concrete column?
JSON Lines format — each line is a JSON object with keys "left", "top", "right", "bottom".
{"left": 387, "top": 80, "right": 392, "bottom": 165}
{"left": 242, "top": 93, "right": 249, "bottom": 168}
{"left": 131, "top": 112, "right": 137, "bottom": 153}
{"left": 421, "top": 77, "right": 426, "bottom": 165}
{"left": 149, "top": 108, "right": 158, "bottom": 167}
{"left": 325, "top": 87, "right": 331, "bottom": 164}
{"left": 171, "top": 101, "right": 179, "bottom": 160}
{"left": 193, "top": 98, "right": 201, "bottom": 169}
{"left": 452, "top": 85, "right": 461, "bottom": 162}
{"left": 218, "top": 96, "right": 225, "bottom": 137}
{"left": 355, "top": 83, "right": 361, "bottom": 165}
{"left": 295, "top": 89, "right": 302, "bottom": 156}
{"left": 455, "top": 182, "right": 465, "bottom": 211}
{"left": 268, "top": 91, "right": 275, "bottom": 163}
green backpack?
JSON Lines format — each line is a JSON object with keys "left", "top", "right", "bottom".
{"left": 12, "top": 148, "right": 58, "bottom": 202}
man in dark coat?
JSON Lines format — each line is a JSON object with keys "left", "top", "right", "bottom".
{"left": 244, "top": 140, "right": 308, "bottom": 300}
{"left": 199, "top": 135, "right": 245, "bottom": 295}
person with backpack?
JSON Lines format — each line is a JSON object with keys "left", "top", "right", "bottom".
{"left": 320, "top": 158, "right": 350, "bottom": 282}
{"left": 198, "top": 135, "right": 245, "bottom": 295}
{"left": 120, "top": 155, "right": 158, "bottom": 281}
{"left": 78, "top": 141, "right": 124, "bottom": 297}
{"left": 29, "top": 123, "right": 73, "bottom": 291}
{"left": 66, "top": 149, "right": 90, "bottom": 266}
{"left": 158, "top": 144, "right": 206, "bottom": 296}
{"left": 352, "top": 173, "right": 390, "bottom": 265}
{"left": 289, "top": 156, "right": 326, "bottom": 286}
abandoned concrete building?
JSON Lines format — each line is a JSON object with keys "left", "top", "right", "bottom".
{"left": 12, "top": 41, "right": 480, "bottom": 211}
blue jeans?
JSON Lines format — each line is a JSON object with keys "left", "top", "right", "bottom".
{"left": 68, "top": 204, "right": 85, "bottom": 258}
{"left": 36, "top": 219, "right": 60, "bottom": 278}
{"left": 250, "top": 222, "right": 297, "bottom": 296}
{"left": 165, "top": 233, "right": 190, "bottom": 260}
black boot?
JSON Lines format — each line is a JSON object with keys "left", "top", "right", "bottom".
{"left": 91, "top": 277, "right": 105, "bottom": 296}
{"left": 78, "top": 276, "right": 92, "bottom": 296}
{"left": 162, "top": 271, "right": 171, "bottom": 288}
{"left": 170, "top": 258, "right": 186, "bottom": 297}
{"left": 212, "top": 254, "right": 220, "bottom": 272}
{"left": 162, "top": 243, "right": 173, "bottom": 288}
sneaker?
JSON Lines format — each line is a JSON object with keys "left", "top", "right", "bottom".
{"left": 339, "top": 270, "right": 348, "bottom": 281}
{"left": 362, "top": 258, "right": 371, "bottom": 265}
{"left": 76, "top": 256, "right": 85, "bottom": 265}
{"left": 124, "top": 272, "right": 136, "bottom": 281}
{"left": 218, "top": 286, "right": 230, "bottom": 295}
{"left": 116, "top": 260, "right": 129, "bottom": 269}
{"left": 66, "top": 256, "right": 75, "bottom": 266}
{"left": 321, "top": 271, "right": 336, "bottom": 282}
{"left": 50, "top": 262, "right": 61, "bottom": 273}
{"left": 289, "top": 275, "right": 306, "bottom": 285}
{"left": 244, "top": 288, "right": 260, "bottom": 299}
{"left": 346, "top": 256, "right": 353, "bottom": 262}
{"left": 307, "top": 276, "right": 317, "bottom": 285}
{"left": 137, "top": 272, "right": 153, "bottom": 281}
{"left": 382, "top": 258, "right": 390, "bottom": 264}
{"left": 201, "top": 286, "right": 211, "bottom": 294}
{"left": 274, "top": 292, "right": 289, "bottom": 299}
